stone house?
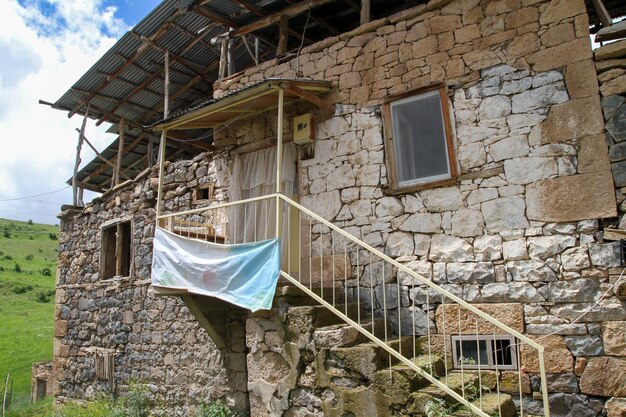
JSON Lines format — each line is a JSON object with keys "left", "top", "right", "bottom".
{"left": 47, "top": 0, "right": 626, "bottom": 416}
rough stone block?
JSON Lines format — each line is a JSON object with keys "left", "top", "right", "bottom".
{"left": 481, "top": 196, "right": 530, "bottom": 232}
{"left": 520, "top": 335, "right": 573, "bottom": 375}
{"left": 527, "top": 38, "right": 593, "bottom": 72}
{"left": 579, "top": 133, "right": 611, "bottom": 173}
{"left": 564, "top": 60, "right": 599, "bottom": 99}
{"left": 580, "top": 357, "right": 626, "bottom": 397}
{"left": 529, "top": 96, "right": 605, "bottom": 146}
{"left": 606, "top": 397, "right": 626, "bottom": 417}
{"left": 539, "top": 0, "right": 586, "bottom": 25}
{"left": 564, "top": 335, "right": 604, "bottom": 356}
{"left": 526, "top": 172, "right": 617, "bottom": 222}
{"left": 435, "top": 303, "right": 524, "bottom": 335}
{"left": 595, "top": 40, "right": 626, "bottom": 61}
{"left": 603, "top": 321, "right": 626, "bottom": 356}
{"left": 481, "top": 282, "right": 545, "bottom": 303}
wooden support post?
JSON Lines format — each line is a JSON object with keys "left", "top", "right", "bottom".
{"left": 164, "top": 51, "right": 170, "bottom": 119}
{"left": 219, "top": 38, "right": 228, "bottom": 79}
{"left": 113, "top": 117, "right": 125, "bottom": 187}
{"left": 360, "top": 0, "right": 370, "bottom": 25}
{"left": 255, "top": 37, "right": 260, "bottom": 64}
{"left": 228, "top": 38, "right": 235, "bottom": 76}
{"left": 72, "top": 107, "right": 89, "bottom": 206}
{"left": 277, "top": 15, "right": 289, "bottom": 56}
{"left": 148, "top": 136, "right": 154, "bottom": 166}
{"left": 156, "top": 129, "right": 168, "bottom": 218}
{"left": 78, "top": 187, "right": 84, "bottom": 207}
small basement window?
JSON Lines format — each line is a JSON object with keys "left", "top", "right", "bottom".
{"left": 101, "top": 220, "right": 131, "bottom": 279}
{"left": 383, "top": 86, "right": 456, "bottom": 193}
{"left": 451, "top": 335, "right": 518, "bottom": 370}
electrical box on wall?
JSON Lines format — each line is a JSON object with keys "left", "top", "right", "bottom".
{"left": 293, "top": 114, "right": 314, "bottom": 144}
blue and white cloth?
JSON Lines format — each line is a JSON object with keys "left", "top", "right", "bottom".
{"left": 151, "top": 227, "right": 280, "bottom": 312}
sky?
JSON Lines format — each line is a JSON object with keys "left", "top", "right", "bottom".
{"left": 0, "top": 0, "right": 159, "bottom": 225}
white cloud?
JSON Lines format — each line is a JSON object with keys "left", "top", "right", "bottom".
{"left": 0, "top": 0, "right": 129, "bottom": 224}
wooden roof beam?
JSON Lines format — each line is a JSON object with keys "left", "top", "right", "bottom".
{"left": 231, "top": 0, "right": 337, "bottom": 37}
{"left": 66, "top": 18, "right": 178, "bottom": 118}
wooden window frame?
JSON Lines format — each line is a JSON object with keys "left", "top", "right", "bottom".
{"left": 382, "top": 84, "right": 457, "bottom": 194}
{"left": 192, "top": 182, "right": 215, "bottom": 204}
{"left": 100, "top": 218, "right": 133, "bottom": 280}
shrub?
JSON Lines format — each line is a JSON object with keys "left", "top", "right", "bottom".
{"left": 41, "top": 268, "right": 52, "bottom": 276}
{"left": 14, "top": 263, "right": 22, "bottom": 273}
{"left": 49, "top": 233, "right": 57, "bottom": 241}
{"left": 3, "top": 230, "right": 10, "bottom": 238}
{"left": 11, "top": 285, "right": 33, "bottom": 294}
{"left": 4, "top": 255, "right": 12, "bottom": 260}
{"left": 27, "top": 219, "right": 33, "bottom": 225}
{"left": 195, "top": 402, "right": 244, "bottom": 417}
{"left": 25, "top": 254, "right": 34, "bottom": 261}
{"left": 36, "top": 292, "right": 50, "bottom": 303}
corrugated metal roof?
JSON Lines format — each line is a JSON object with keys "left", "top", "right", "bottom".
{"left": 62, "top": 0, "right": 626, "bottom": 192}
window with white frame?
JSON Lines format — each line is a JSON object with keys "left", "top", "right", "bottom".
{"left": 451, "top": 335, "right": 518, "bottom": 371}
{"left": 383, "top": 86, "right": 456, "bottom": 193}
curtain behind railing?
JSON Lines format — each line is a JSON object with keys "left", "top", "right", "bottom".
{"left": 229, "top": 143, "right": 296, "bottom": 245}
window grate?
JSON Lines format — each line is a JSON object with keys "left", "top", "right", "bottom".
{"left": 451, "top": 335, "right": 518, "bottom": 371}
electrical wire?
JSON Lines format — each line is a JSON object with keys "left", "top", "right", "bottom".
{"left": 0, "top": 186, "right": 71, "bottom": 202}
{"left": 295, "top": 1, "right": 313, "bottom": 75}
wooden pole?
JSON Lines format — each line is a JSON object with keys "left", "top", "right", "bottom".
{"left": 113, "top": 117, "right": 125, "bottom": 188}
{"left": 164, "top": 51, "right": 170, "bottom": 119}
{"left": 156, "top": 130, "right": 167, "bottom": 218}
{"left": 228, "top": 38, "right": 235, "bottom": 76}
{"left": 591, "top": 0, "right": 612, "bottom": 27}
{"left": 277, "top": 15, "right": 289, "bottom": 55}
{"left": 360, "top": 0, "right": 370, "bottom": 25}
{"left": 2, "top": 373, "right": 9, "bottom": 417}
{"left": 255, "top": 37, "right": 260, "bottom": 65}
{"left": 148, "top": 136, "right": 154, "bottom": 166}
{"left": 72, "top": 107, "right": 89, "bottom": 206}
{"left": 219, "top": 38, "right": 228, "bottom": 79}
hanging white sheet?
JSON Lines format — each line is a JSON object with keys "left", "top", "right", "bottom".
{"left": 151, "top": 227, "right": 280, "bottom": 312}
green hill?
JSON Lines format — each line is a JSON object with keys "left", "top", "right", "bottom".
{"left": 0, "top": 218, "right": 58, "bottom": 408}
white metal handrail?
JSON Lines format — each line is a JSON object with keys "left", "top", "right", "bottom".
{"left": 158, "top": 193, "right": 551, "bottom": 417}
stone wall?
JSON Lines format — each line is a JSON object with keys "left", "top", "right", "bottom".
{"left": 53, "top": 0, "right": 626, "bottom": 416}
{"left": 53, "top": 155, "right": 250, "bottom": 416}
{"left": 209, "top": 0, "right": 625, "bottom": 415}
{"left": 32, "top": 361, "right": 54, "bottom": 402}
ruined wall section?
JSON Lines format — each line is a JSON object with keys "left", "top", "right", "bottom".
{"left": 210, "top": 0, "right": 625, "bottom": 413}
{"left": 53, "top": 153, "right": 248, "bottom": 416}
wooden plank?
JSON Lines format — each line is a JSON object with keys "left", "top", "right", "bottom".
{"left": 231, "top": 0, "right": 337, "bottom": 37}
{"left": 360, "top": 0, "right": 370, "bottom": 25}
{"left": 219, "top": 38, "right": 228, "bottom": 79}
{"left": 164, "top": 51, "right": 170, "bottom": 119}
{"left": 596, "top": 19, "right": 626, "bottom": 42}
{"left": 181, "top": 295, "right": 226, "bottom": 348}
{"left": 603, "top": 229, "right": 626, "bottom": 241}
{"left": 72, "top": 107, "right": 89, "bottom": 206}
{"left": 591, "top": 0, "right": 613, "bottom": 28}
{"left": 277, "top": 15, "right": 289, "bottom": 55}
{"left": 113, "top": 118, "right": 125, "bottom": 187}
{"left": 283, "top": 84, "right": 330, "bottom": 109}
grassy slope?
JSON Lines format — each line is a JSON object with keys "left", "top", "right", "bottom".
{"left": 0, "top": 218, "right": 58, "bottom": 408}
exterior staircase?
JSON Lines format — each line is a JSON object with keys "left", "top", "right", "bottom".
{"left": 161, "top": 193, "right": 551, "bottom": 417}
{"left": 272, "top": 285, "right": 519, "bottom": 417}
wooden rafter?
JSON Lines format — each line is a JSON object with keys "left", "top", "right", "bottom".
{"left": 231, "top": 0, "right": 336, "bottom": 37}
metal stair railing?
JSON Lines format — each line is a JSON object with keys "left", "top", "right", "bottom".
{"left": 157, "top": 193, "right": 551, "bottom": 417}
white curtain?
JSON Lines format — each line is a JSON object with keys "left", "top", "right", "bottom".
{"left": 229, "top": 143, "right": 296, "bottom": 245}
